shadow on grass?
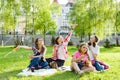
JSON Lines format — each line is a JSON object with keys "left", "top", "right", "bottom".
{"left": 0, "top": 69, "right": 21, "bottom": 80}
{"left": 100, "top": 47, "right": 120, "bottom": 53}
{"left": 42, "top": 71, "right": 84, "bottom": 80}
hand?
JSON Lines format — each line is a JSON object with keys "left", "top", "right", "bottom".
{"left": 88, "top": 46, "right": 92, "bottom": 51}
{"left": 72, "top": 23, "right": 78, "bottom": 29}
{"left": 29, "top": 55, "right": 34, "bottom": 59}
{"left": 13, "top": 46, "right": 20, "bottom": 51}
{"left": 78, "top": 55, "right": 84, "bottom": 60}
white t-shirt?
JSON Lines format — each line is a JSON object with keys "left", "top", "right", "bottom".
{"left": 88, "top": 45, "right": 100, "bottom": 60}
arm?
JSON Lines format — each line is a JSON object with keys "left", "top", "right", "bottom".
{"left": 71, "top": 55, "right": 84, "bottom": 62}
{"left": 52, "top": 46, "right": 58, "bottom": 58}
{"left": 64, "top": 24, "right": 78, "bottom": 45}
{"left": 30, "top": 47, "right": 47, "bottom": 59}
{"left": 88, "top": 46, "right": 99, "bottom": 60}
{"left": 17, "top": 45, "right": 32, "bottom": 50}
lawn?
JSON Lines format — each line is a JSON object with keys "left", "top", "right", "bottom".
{"left": 0, "top": 46, "right": 120, "bottom": 80}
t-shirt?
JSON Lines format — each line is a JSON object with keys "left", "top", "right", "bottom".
{"left": 32, "top": 47, "right": 43, "bottom": 56}
{"left": 88, "top": 45, "right": 100, "bottom": 60}
{"left": 72, "top": 51, "right": 88, "bottom": 62}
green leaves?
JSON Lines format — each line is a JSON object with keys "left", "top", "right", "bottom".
{"left": 70, "top": 0, "right": 120, "bottom": 40}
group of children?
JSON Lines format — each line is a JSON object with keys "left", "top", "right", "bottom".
{"left": 16, "top": 24, "right": 109, "bottom": 74}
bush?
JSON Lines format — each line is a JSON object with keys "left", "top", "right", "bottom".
{"left": 51, "top": 36, "right": 55, "bottom": 46}
{"left": 14, "top": 40, "right": 21, "bottom": 47}
{"left": 104, "top": 39, "right": 110, "bottom": 48}
{"left": 68, "top": 40, "right": 74, "bottom": 46}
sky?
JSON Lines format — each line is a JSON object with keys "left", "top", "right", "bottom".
{"left": 58, "top": 0, "right": 68, "bottom": 4}
{"left": 50, "top": 0, "right": 68, "bottom": 4}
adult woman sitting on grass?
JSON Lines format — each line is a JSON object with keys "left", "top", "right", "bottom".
{"left": 16, "top": 38, "right": 49, "bottom": 72}
{"left": 71, "top": 43, "right": 95, "bottom": 74}
{"left": 87, "top": 35, "right": 109, "bottom": 71}
{"left": 46, "top": 24, "right": 77, "bottom": 69}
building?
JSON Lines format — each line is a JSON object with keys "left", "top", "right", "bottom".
{"left": 52, "top": 0, "right": 75, "bottom": 35}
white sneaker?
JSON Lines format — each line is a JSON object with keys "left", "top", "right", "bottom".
{"left": 22, "top": 68, "right": 30, "bottom": 72}
{"left": 78, "top": 70, "right": 84, "bottom": 75}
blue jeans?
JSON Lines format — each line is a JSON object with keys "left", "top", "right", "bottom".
{"left": 28, "top": 57, "right": 49, "bottom": 69}
{"left": 93, "top": 61, "right": 104, "bottom": 71}
{"left": 28, "top": 57, "right": 41, "bottom": 68}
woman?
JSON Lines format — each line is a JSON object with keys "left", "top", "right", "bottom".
{"left": 88, "top": 35, "right": 109, "bottom": 71}
{"left": 16, "top": 38, "right": 49, "bottom": 72}
{"left": 46, "top": 24, "right": 77, "bottom": 68}
{"left": 71, "top": 43, "right": 95, "bottom": 74}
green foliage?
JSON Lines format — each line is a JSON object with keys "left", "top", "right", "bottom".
{"left": 0, "top": 0, "right": 57, "bottom": 35}
{"left": 70, "top": 0, "right": 119, "bottom": 40}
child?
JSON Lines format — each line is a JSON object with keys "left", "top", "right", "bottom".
{"left": 88, "top": 35, "right": 109, "bottom": 71}
{"left": 71, "top": 43, "right": 95, "bottom": 74}
{"left": 46, "top": 24, "right": 77, "bottom": 68}
{"left": 16, "top": 38, "right": 49, "bottom": 72}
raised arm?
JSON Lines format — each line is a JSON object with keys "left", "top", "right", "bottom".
{"left": 64, "top": 23, "right": 78, "bottom": 45}
{"left": 17, "top": 45, "right": 32, "bottom": 50}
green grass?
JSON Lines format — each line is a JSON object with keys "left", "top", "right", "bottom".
{"left": 0, "top": 46, "right": 120, "bottom": 80}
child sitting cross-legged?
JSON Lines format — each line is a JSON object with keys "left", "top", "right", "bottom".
{"left": 71, "top": 43, "right": 95, "bottom": 74}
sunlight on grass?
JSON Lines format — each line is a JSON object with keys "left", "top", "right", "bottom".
{"left": 0, "top": 46, "right": 120, "bottom": 80}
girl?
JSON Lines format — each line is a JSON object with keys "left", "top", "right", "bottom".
{"left": 88, "top": 35, "right": 109, "bottom": 71}
{"left": 71, "top": 43, "right": 95, "bottom": 74}
{"left": 16, "top": 38, "right": 49, "bottom": 72}
{"left": 46, "top": 24, "right": 77, "bottom": 68}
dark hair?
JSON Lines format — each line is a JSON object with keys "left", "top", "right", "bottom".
{"left": 94, "top": 35, "right": 98, "bottom": 42}
{"left": 88, "top": 35, "right": 98, "bottom": 47}
{"left": 78, "top": 43, "right": 87, "bottom": 54}
{"left": 55, "top": 36, "right": 60, "bottom": 45}
{"left": 35, "top": 38, "right": 46, "bottom": 54}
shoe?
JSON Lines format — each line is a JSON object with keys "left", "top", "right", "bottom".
{"left": 31, "top": 67, "right": 35, "bottom": 72}
{"left": 22, "top": 68, "right": 30, "bottom": 72}
{"left": 78, "top": 70, "right": 84, "bottom": 75}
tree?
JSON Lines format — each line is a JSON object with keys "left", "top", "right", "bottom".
{"left": 70, "top": 0, "right": 116, "bottom": 41}
{"left": 114, "top": 1, "right": 120, "bottom": 46}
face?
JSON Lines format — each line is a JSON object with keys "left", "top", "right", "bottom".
{"left": 57, "top": 36, "right": 64, "bottom": 44}
{"left": 37, "top": 38, "right": 44, "bottom": 45}
{"left": 90, "top": 35, "right": 96, "bottom": 43}
{"left": 80, "top": 44, "right": 88, "bottom": 54}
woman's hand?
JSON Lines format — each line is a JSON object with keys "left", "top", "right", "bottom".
{"left": 72, "top": 23, "right": 78, "bottom": 29}
{"left": 29, "top": 55, "right": 35, "bottom": 59}
{"left": 78, "top": 55, "right": 84, "bottom": 61}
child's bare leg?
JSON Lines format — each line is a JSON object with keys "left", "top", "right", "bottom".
{"left": 71, "top": 62, "right": 82, "bottom": 73}
{"left": 81, "top": 66, "right": 95, "bottom": 72}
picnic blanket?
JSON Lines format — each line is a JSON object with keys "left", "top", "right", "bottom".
{"left": 18, "top": 66, "right": 71, "bottom": 76}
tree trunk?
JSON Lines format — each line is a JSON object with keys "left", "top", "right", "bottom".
{"left": 116, "top": 35, "right": 119, "bottom": 46}
{"left": 44, "top": 25, "right": 46, "bottom": 45}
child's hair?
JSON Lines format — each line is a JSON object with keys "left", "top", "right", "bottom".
{"left": 35, "top": 38, "right": 46, "bottom": 54}
{"left": 55, "top": 36, "right": 62, "bottom": 45}
{"left": 88, "top": 35, "right": 98, "bottom": 47}
{"left": 55, "top": 36, "right": 60, "bottom": 45}
{"left": 78, "top": 42, "right": 87, "bottom": 54}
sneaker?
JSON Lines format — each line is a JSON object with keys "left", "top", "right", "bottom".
{"left": 22, "top": 68, "right": 30, "bottom": 72}
{"left": 31, "top": 67, "right": 35, "bottom": 72}
{"left": 78, "top": 70, "right": 84, "bottom": 75}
